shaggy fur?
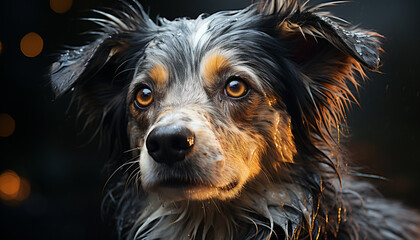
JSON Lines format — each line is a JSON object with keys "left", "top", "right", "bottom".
{"left": 50, "top": 0, "right": 420, "bottom": 239}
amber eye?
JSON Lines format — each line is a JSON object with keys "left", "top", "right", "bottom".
{"left": 225, "top": 77, "right": 248, "bottom": 98}
{"left": 135, "top": 87, "right": 153, "bottom": 108}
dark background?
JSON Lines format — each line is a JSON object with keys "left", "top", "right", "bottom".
{"left": 0, "top": 0, "right": 419, "bottom": 239}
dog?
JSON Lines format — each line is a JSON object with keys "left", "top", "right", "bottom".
{"left": 50, "top": 0, "right": 420, "bottom": 239}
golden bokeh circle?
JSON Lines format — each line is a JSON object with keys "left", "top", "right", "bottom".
{"left": 0, "top": 113, "right": 15, "bottom": 137}
{"left": 20, "top": 32, "right": 43, "bottom": 58}
{"left": 50, "top": 0, "right": 73, "bottom": 14}
{"left": 0, "top": 171, "right": 21, "bottom": 200}
{"left": 0, "top": 170, "right": 31, "bottom": 204}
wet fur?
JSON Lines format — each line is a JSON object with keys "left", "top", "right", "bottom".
{"left": 50, "top": 0, "right": 420, "bottom": 239}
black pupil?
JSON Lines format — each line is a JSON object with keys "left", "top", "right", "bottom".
{"left": 141, "top": 88, "right": 152, "bottom": 99}
{"left": 229, "top": 80, "right": 241, "bottom": 92}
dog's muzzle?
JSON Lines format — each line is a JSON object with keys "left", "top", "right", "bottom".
{"left": 146, "top": 125, "right": 195, "bottom": 166}
{"left": 139, "top": 109, "right": 243, "bottom": 200}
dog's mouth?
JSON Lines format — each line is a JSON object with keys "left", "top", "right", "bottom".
{"left": 217, "top": 180, "right": 239, "bottom": 191}
{"left": 159, "top": 178, "right": 196, "bottom": 188}
{"left": 158, "top": 178, "right": 239, "bottom": 191}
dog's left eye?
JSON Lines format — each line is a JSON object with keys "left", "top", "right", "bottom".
{"left": 225, "top": 77, "right": 248, "bottom": 98}
{"left": 135, "top": 87, "right": 154, "bottom": 108}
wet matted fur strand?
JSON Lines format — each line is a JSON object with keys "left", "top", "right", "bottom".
{"left": 50, "top": 0, "right": 420, "bottom": 239}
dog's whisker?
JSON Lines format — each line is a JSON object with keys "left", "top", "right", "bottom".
{"left": 103, "top": 158, "right": 140, "bottom": 192}
{"left": 123, "top": 147, "right": 140, "bottom": 153}
{"left": 125, "top": 166, "right": 140, "bottom": 187}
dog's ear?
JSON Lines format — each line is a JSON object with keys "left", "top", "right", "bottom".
{"left": 50, "top": 2, "right": 156, "bottom": 117}
{"left": 50, "top": 3, "right": 155, "bottom": 146}
{"left": 50, "top": 3, "right": 155, "bottom": 98}
{"left": 258, "top": 0, "right": 382, "bottom": 139}
{"left": 50, "top": 36, "right": 123, "bottom": 96}
{"left": 258, "top": 0, "right": 381, "bottom": 69}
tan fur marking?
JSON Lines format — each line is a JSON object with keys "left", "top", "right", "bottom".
{"left": 202, "top": 52, "right": 229, "bottom": 85}
{"left": 148, "top": 64, "right": 168, "bottom": 87}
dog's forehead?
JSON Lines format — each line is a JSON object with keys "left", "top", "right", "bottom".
{"left": 142, "top": 15, "right": 238, "bottom": 66}
{"left": 153, "top": 9, "right": 260, "bottom": 50}
{"left": 130, "top": 9, "right": 274, "bottom": 90}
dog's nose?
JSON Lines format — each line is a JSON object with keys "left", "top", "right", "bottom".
{"left": 146, "top": 125, "right": 195, "bottom": 165}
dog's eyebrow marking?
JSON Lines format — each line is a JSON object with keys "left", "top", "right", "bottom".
{"left": 148, "top": 64, "right": 168, "bottom": 87}
{"left": 202, "top": 52, "right": 230, "bottom": 86}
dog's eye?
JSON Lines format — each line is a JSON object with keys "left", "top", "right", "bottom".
{"left": 135, "top": 87, "right": 153, "bottom": 108}
{"left": 225, "top": 77, "right": 248, "bottom": 98}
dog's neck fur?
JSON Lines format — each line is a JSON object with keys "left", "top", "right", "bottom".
{"left": 131, "top": 179, "right": 312, "bottom": 240}
{"left": 125, "top": 169, "right": 420, "bottom": 240}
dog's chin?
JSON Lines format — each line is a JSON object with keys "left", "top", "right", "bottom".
{"left": 146, "top": 179, "right": 241, "bottom": 201}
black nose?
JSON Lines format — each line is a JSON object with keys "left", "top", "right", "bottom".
{"left": 146, "top": 125, "right": 195, "bottom": 165}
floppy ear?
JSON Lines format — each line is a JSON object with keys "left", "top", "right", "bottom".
{"left": 50, "top": 2, "right": 155, "bottom": 144}
{"left": 259, "top": 0, "right": 381, "bottom": 69}
{"left": 51, "top": 2, "right": 155, "bottom": 97}
{"left": 51, "top": 37, "right": 120, "bottom": 96}
{"left": 258, "top": 0, "right": 382, "bottom": 140}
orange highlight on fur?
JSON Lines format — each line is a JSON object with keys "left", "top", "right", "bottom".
{"left": 149, "top": 64, "right": 168, "bottom": 87}
{"left": 203, "top": 52, "right": 229, "bottom": 85}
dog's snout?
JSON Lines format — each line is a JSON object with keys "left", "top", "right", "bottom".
{"left": 146, "top": 125, "right": 195, "bottom": 165}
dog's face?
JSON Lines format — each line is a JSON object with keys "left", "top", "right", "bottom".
{"left": 50, "top": 1, "right": 381, "bottom": 202}
{"left": 127, "top": 14, "right": 297, "bottom": 200}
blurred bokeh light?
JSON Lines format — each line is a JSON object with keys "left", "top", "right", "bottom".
{"left": 20, "top": 32, "right": 43, "bottom": 58}
{"left": 0, "top": 171, "right": 20, "bottom": 200}
{"left": 0, "top": 113, "right": 15, "bottom": 137}
{"left": 50, "top": 0, "right": 73, "bottom": 14}
{"left": 0, "top": 170, "right": 30, "bottom": 204}
{"left": 0, "top": 41, "right": 3, "bottom": 55}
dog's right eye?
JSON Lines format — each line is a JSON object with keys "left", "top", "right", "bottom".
{"left": 135, "top": 87, "right": 153, "bottom": 108}
{"left": 225, "top": 76, "right": 248, "bottom": 99}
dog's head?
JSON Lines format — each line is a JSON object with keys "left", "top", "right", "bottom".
{"left": 50, "top": 0, "right": 381, "bottom": 201}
